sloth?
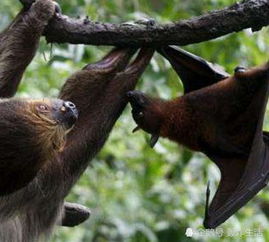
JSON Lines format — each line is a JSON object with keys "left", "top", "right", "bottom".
{"left": 0, "top": 0, "right": 154, "bottom": 241}
{"left": 0, "top": 98, "right": 78, "bottom": 195}
{"left": 127, "top": 56, "right": 269, "bottom": 155}
{"left": 127, "top": 46, "right": 269, "bottom": 228}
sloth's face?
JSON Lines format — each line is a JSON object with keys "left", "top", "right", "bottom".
{"left": 26, "top": 98, "right": 79, "bottom": 152}
{"left": 31, "top": 99, "right": 78, "bottom": 130}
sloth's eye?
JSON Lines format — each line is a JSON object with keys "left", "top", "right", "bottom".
{"left": 38, "top": 104, "right": 49, "bottom": 112}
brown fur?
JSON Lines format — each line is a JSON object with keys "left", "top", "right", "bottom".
{"left": 0, "top": 0, "right": 55, "bottom": 98}
{"left": 25, "top": 99, "right": 68, "bottom": 153}
{"left": 0, "top": 1, "right": 154, "bottom": 241}
{"left": 129, "top": 62, "right": 269, "bottom": 158}
{"left": 0, "top": 98, "right": 70, "bottom": 196}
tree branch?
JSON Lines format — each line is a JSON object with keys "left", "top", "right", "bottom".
{"left": 20, "top": 0, "right": 269, "bottom": 47}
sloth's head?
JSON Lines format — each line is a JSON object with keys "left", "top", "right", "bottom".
{"left": 28, "top": 99, "right": 78, "bottom": 131}
{"left": 25, "top": 98, "right": 78, "bottom": 152}
{"left": 0, "top": 98, "right": 78, "bottom": 157}
{"left": 127, "top": 90, "right": 164, "bottom": 147}
{"left": 0, "top": 98, "right": 78, "bottom": 194}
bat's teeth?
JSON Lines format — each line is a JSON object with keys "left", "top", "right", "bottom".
{"left": 132, "top": 126, "right": 140, "bottom": 133}
{"left": 149, "top": 134, "right": 159, "bottom": 148}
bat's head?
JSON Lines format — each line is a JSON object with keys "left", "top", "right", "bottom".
{"left": 127, "top": 90, "right": 164, "bottom": 147}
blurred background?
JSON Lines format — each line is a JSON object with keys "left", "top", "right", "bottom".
{"left": 1, "top": 0, "right": 269, "bottom": 241}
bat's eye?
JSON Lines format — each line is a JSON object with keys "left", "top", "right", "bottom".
{"left": 138, "top": 111, "right": 144, "bottom": 118}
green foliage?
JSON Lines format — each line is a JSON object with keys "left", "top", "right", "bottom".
{"left": 1, "top": 0, "right": 269, "bottom": 241}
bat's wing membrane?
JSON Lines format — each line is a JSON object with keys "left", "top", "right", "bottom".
{"left": 158, "top": 46, "right": 229, "bottom": 94}
{"left": 159, "top": 45, "right": 269, "bottom": 228}
{"left": 204, "top": 80, "right": 269, "bottom": 228}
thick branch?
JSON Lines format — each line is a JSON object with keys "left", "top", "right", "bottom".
{"left": 20, "top": 0, "right": 269, "bottom": 46}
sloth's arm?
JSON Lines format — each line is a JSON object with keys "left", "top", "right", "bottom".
{"left": 0, "top": 0, "right": 56, "bottom": 98}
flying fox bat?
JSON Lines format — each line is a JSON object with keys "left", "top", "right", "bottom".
{"left": 127, "top": 45, "right": 269, "bottom": 229}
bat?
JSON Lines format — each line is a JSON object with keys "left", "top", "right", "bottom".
{"left": 158, "top": 46, "right": 269, "bottom": 228}
{"left": 128, "top": 45, "right": 269, "bottom": 228}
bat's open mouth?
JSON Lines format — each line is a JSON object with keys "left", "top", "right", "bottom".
{"left": 127, "top": 91, "right": 147, "bottom": 124}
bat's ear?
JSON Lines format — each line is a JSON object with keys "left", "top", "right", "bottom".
{"left": 158, "top": 46, "right": 229, "bottom": 94}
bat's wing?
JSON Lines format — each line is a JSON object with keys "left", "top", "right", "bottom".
{"left": 203, "top": 79, "right": 269, "bottom": 229}
{"left": 158, "top": 46, "right": 229, "bottom": 94}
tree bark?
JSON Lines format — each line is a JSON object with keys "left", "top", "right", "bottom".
{"left": 19, "top": 0, "right": 269, "bottom": 47}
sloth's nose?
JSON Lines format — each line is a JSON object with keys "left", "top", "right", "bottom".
{"left": 64, "top": 101, "right": 76, "bottom": 109}
{"left": 61, "top": 101, "right": 78, "bottom": 129}
{"left": 64, "top": 101, "right": 76, "bottom": 110}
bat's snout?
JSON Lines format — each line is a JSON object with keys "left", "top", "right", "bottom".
{"left": 127, "top": 90, "right": 148, "bottom": 109}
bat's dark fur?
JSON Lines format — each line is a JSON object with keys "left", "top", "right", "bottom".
{"left": 128, "top": 46, "right": 269, "bottom": 228}
{"left": 0, "top": 0, "right": 154, "bottom": 241}
{"left": 128, "top": 63, "right": 269, "bottom": 156}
